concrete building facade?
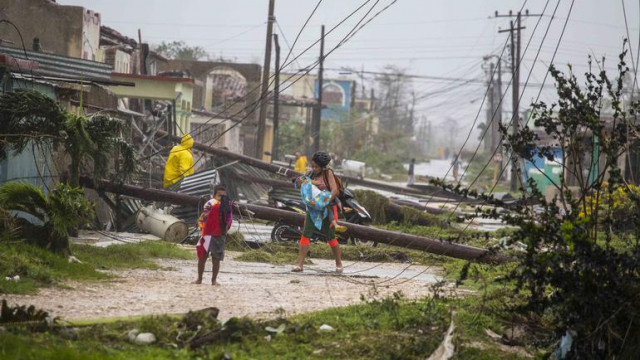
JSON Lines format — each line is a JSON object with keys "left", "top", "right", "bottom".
{"left": 109, "top": 73, "right": 194, "bottom": 136}
{"left": 0, "top": 0, "right": 101, "bottom": 59}
{"left": 158, "top": 60, "right": 262, "bottom": 157}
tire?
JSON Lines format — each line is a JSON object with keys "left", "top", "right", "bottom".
{"left": 352, "top": 237, "right": 378, "bottom": 247}
{"left": 271, "top": 223, "right": 299, "bottom": 242}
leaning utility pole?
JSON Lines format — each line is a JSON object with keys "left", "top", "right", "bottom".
{"left": 494, "top": 58, "right": 503, "bottom": 153}
{"left": 485, "top": 61, "right": 495, "bottom": 151}
{"left": 272, "top": 33, "right": 281, "bottom": 162}
{"left": 496, "top": 9, "right": 540, "bottom": 192}
{"left": 310, "top": 25, "right": 325, "bottom": 155}
{"left": 256, "top": 0, "right": 275, "bottom": 159}
{"left": 481, "top": 55, "right": 503, "bottom": 152}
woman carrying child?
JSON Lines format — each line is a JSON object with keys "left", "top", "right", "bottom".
{"left": 291, "top": 151, "right": 344, "bottom": 273}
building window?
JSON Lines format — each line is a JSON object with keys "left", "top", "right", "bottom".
{"left": 322, "top": 83, "right": 346, "bottom": 106}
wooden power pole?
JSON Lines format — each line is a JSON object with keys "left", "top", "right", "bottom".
{"left": 272, "top": 33, "right": 281, "bottom": 162}
{"left": 496, "top": 9, "right": 540, "bottom": 192}
{"left": 256, "top": 0, "right": 275, "bottom": 159}
{"left": 310, "top": 25, "right": 325, "bottom": 156}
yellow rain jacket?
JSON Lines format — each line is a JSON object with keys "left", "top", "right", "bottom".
{"left": 163, "top": 134, "right": 195, "bottom": 188}
{"left": 294, "top": 155, "right": 308, "bottom": 174}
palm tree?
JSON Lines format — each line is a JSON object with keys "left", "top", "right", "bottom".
{"left": 0, "top": 89, "right": 136, "bottom": 187}
{"left": 0, "top": 182, "right": 93, "bottom": 254}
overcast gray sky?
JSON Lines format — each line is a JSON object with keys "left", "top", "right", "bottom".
{"left": 58, "top": 0, "right": 640, "bottom": 149}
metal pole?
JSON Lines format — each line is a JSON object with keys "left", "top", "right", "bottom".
{"left": 311, "top": 25, "right": 325, "bottom": 155}
{"left": 487, "top": 61, "right": 495, "bottom": 151}
{"left": 155, "top": 129, "right": 479, "bottom": 200}
{"left": 272, "top": 33, "right": 281, "bottom": 162}
{"left": 256, "top": 0, "right": 275, "bottom": 159}
{"left": 496, "top": 58, "right": 503, "bottom": 155}
{"left": 510, "top": 18, "right": 519, "bottom": 192}
{"left": 79, "top": 176, "right": 490, "bottom": 261}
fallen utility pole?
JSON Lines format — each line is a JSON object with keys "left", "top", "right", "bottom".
{"left": 79, "top": 176, "right": 490, "bottom": 261}
{"left": 156, "top": 130, "right": 476, "bottom": 202}
{"left": 226, "top": 170, "right": 464, "bottom": 218}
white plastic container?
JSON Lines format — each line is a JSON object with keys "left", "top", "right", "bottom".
{"left": 136, "top": 206, "right": 188, "bottom": 242}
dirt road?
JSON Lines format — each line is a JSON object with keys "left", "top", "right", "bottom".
{"left": 3, "top": 254, "right": 448, "bottom": 322}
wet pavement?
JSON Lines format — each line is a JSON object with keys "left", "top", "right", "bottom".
{"left": 3, "top": 254, "right": 449, "bottom": 322}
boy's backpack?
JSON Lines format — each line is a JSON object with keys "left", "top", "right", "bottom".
{"left": 218, "top": 195, "right": 233, "bottom": 233}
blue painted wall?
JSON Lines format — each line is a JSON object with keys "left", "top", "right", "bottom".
{"left": 314, "top": 79, "right": 353, "bottom": 120}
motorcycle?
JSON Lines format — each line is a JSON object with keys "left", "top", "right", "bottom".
{"left": 270, "top": 188, "right": 376, "bottom": 246}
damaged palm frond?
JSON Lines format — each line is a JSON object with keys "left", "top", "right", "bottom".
{"left": 0, "top": 89, "right": 67, "bottom": 158}
{"left": 46, "top": 183, "right": 93, "bottom": 239}
{"left": 0, "top": 90, "right": 137, "bottom": 186}
{"left": 0, "top": 182, "right": 48, "bottom": 223}
{"left": 0, "top": 182, "right": 93, "bottom": 254}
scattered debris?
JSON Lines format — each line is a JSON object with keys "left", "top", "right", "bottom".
{"left": 136, "top": 205, "right": 188, "bottom": 242}
{"left": 427, "top": 312, "right": 455, "bottom": 360}
{"left": 484, "top": 328, "right": 502, "bottom": 341}
{"left": 127, "top": 329, "right": 139, "bottom": 342}
{"left": 134, "top": 332, "right": 157, "bottom": 345}
{"left": 0, "top": 299, "right": 53, "bottom": 329}
{"left": 68, "top": 256, "right": 83, "bottom": 264}
{"left": 265, "top": 323, "right": 286, "bottom": 336}
{"left": 554, "top": 330, "right": 576, "bottom": 359}
{"left": 318, "top": 324, "right": 335, "bottom": 332}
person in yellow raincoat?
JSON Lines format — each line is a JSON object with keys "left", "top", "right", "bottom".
{"left": 294, "top": 152, "right": 308, "bottom": 174}
{"left": 163, "top": 134, "right": 195, "bottom": 189}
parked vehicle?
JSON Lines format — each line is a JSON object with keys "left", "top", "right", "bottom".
{"left": 341, "top": 159, "right": 366, "bottom": 180}
{"left": 270, "top": 188, "right": 375, "bottom": 246}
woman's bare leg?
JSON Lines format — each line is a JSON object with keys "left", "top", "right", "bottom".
{"left": 332, "top": 244, "right": 343, "bottom": 268}
{"left": 296, "top": 243, "right": 310, "bottom": 270}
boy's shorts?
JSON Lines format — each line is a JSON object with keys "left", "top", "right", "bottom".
{"left": 208, "top": 235, "right": 225, "bottom": 260}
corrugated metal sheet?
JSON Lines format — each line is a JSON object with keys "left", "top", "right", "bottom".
{"left": 171, "top": 161, "right": 279, "bottom": 224}
{"left": 218, "top": 162, "right": 272, "bottom": 204}
{"left": 0, "top": 46, "right": 112, "bottom": 82}
{"left": 269, "top": 188, "right": 301, "bottom": 205}
{"left": 172, "top": 169, "right": 220, "bottom": 224}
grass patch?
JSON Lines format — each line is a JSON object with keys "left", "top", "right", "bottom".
{"left": 224, "top": 231, "right": 248, "bottom": 252}
{"left": 233, "top": 240, "right": 454, "bottom": 268}
{"left": 230, "top": 219, "right": 508, "bottom": 268}
{"left": 0, "top": 242, "right": 109, "bottom": 294}
{"left": 0, "top": 293, "right": 449, "bottom": 359}
{"left": 0, "top": 292, "right": 545, "bottom": 359}
{"left": 71, "top": 241, "right": 191, "bottom": 271}
{"left": 0, "top": 241, "right": 192, "bottom": 294}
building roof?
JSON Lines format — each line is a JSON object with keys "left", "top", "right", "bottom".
{"left": 0, "top": 45, "right": 114, "bottom": 83}
{"left": 100, "top": 26, "right": 137, "bottom": 48}
{"left": 111, "top": 72, "right": 195, "bottom": 83}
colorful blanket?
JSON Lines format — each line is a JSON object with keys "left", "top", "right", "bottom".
{"left": 300, "top": 176, "right": 331, "bottom": 230}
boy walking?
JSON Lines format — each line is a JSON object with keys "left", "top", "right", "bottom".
{"left": 194, "top": 185, "right": 233, "bottom": 285}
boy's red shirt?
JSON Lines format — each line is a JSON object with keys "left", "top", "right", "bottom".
{"left": 202, "top": 199, "right": 232, "bottom": 236}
